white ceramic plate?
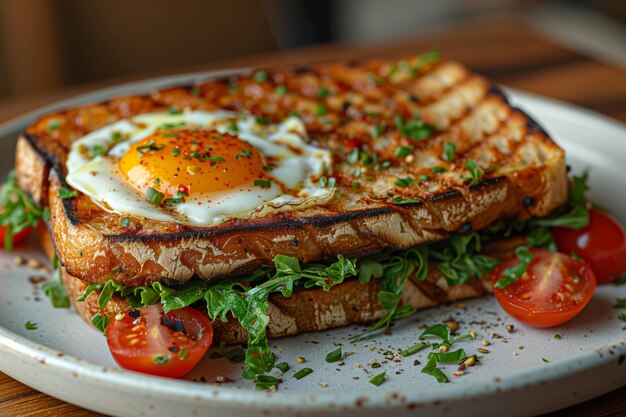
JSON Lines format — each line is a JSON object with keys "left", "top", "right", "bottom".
{"left": 0, "top": 74, "right": 625, "bottom": 417}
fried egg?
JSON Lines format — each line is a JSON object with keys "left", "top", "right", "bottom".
{"left": 65, "top": 110, "right": 334, "bottom": 226}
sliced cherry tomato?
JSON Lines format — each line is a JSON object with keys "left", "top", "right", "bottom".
{"left": 491, "top": 248, "right": 596, "bottom": 328}
{"left": 0, "top": 225, "right": 34, "bottom": 249}
{"left": 553, "top": 208, "right": 626, "bottom": 284}
{"left": 106, "top": 305, "right": 213, "bottom": 378}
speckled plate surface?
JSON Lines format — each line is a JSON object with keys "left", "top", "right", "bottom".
{"left": 0, "top": 73, "right": 625, "bottom": 417}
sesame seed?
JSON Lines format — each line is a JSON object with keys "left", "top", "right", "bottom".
{"left": 452, "top": 371, "right": 465, "bottom": 377}
{"left": 469, "top": 331, "right": 477, "bottom": 339}
{"left": 115, "top": 313, "right": 125, "bottom": 321}
{"left": 296, "top": 356, "right": 306, "bottom": 364}
{"left": 464, "top": 356, "right": 476, "bottom": 367}
{"left": 482, "top": 339, "right": 491, "bottom": 346}
{"left": 13, "top": 256, "right": 26, "bottom": 266}
{"left": 438, "top": 345, "right": 449, "bottom": 353}
{"left": 477, "top": 348, "right": 489, "bottom": 354}
{"left": 27, "top": 258, "right": 42, "bottom": 269}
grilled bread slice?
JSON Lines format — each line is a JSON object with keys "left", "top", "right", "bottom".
{"left": 17, "top": 55, "right": 567, "bottom": 286}
{"left": 37, "top": 226, "right": 523, "bottom": 344}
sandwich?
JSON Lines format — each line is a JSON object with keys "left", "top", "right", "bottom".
{"left": 4, "top": 50, "right": 610, "bottom": 384}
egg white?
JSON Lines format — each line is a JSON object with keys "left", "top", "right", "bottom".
{"left": 65, "top": 110, "right": 335, "bottom": 226}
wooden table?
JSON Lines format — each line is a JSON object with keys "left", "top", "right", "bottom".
{"left": 1, "top": 16, "right": 625, "bottom": 417}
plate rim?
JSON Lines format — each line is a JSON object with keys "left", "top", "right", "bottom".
{"left": 0, "top": 69, "right": 625, "bottom": 412}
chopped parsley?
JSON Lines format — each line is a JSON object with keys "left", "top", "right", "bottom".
{"left": 293, "top": 368, "right": 313, "bottom": 380}
{"left": 325, "top": 347, "right": 342, "bottom": 363}
{"left": 392, "top": 196, "right": 421, "bottom": 205}
{"left": 253, "top": 71, "right": 268, "bottom": 83}
{"left": 48, "top": 120, "right": 60, "bottom": 131}
{"left": 394, "top": 177, "right": 414, "bottom": 188}
{"left": 443, "top": 142, "right": 456, "bottom": 161}
{"left": 58, "top": 187, "right": 78, "bottom": 199}
{"left": 120, "top": 217, "right": 131, "bottom": 227}
{"left": 395, "top": 115, "right": 433, "bottom": 141}
{"left": 464, "top": 160, "right": 483, "bottom": 185}
{"left": 317, "top": 87, "right": 330, "bottom": 98}
{"left": 275, "top": 85, "right": 288, "bottom": 96}
{"left": 369, "top": 372, "right": 386, "bottom": 386}
{"left": 254, "top": 179, "right": 272, "bottom": 188}
{"left": 314, "top": 103, "right": 327, "bottom": 117}
{"left": 146, "top": 187, "right": 165, "bottom": 205}
{"left": 275, "top": 362, "right": 290, "bottom": 373}
{"left": 394, "top": 146, "right": 414, "bottom": 158}
{"left": 432, "top": 166, "right": 446, "bottom": 174}
{"left": 25, "top": 321, "right": 38, "bottom": 330}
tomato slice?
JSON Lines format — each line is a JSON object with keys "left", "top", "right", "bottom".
{"left": 0, "top": 225, "right": 34, "bottom": 249}
{"left": 553, "top": 208, "right": 626, "bottom": 284}
{"left": 106, "top": 305, "right": 213, "bottom": 378}
{"left": 491, "top": 248, "right": 596, "bottom": 328}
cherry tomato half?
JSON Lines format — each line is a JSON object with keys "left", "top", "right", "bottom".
{"left": 491, "top": 248, "right": 596, "bottom": 328}
{"left": 106, "top": 305, "right": 213, "bottom": 378}
{"left": 0, "top": 225, "right": 33, "bottom": 249}
{"left": 553, "top": 208, "right": 626, "bottom": 284}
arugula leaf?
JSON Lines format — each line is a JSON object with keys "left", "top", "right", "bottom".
{"left": 494, "top": 247, "right": 533, "bottom": 288}
{"left": 532, "top": 173, "right": 590, "bottom": 230}
{"left": 350, "top": 247, "right": 427, "bottom": 341}
{"left": 42, "top": 267, "right": 70, "bottom": 308}
{"left": 0, "top": 171, "right": 46, "bottom": 251}
{"left": 428, "top": 348, "right": 467, "bottom": 363}
{"left": 91, "top": 313, "right": 110, "bottom": 334}
{"left": 419, "top": 324, "right": 450, "bottom": 342}
{"left": 429, "top": 234, "right": 499, "bottom": 286}
{"left": 421, "top": 356, "right": 449, "bottom": 383}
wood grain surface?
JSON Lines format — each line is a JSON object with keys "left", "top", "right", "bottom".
{"left": 0, "top": 16, "right": 624, "bottom": 417}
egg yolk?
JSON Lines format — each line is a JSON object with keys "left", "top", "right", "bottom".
{"left": 119, "top": 129, "right": 269, "bottom": 197}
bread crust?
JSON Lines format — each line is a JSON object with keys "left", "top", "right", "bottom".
{"left": 18, "top": 57, "right": 567, "bottom": 285}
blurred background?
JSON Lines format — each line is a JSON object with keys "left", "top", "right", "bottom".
{"left": 0, "top": 0, "right": 624, "bottom": 115}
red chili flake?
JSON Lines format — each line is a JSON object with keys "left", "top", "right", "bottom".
{"left": 252, "top": 353, "right": 260, "bottom": 358}
{"left": 337, "top": 82, "right": 350, "bottom": 93}
{"left": 178, "top": 184, "right": 190, "bottom": 195}
{"left": 325, "top": 279, "right": 333, "bottom": 285}
{"left": 333, "top": 154, "right": 342, "bottom": 163}
{"left": 346, "top": 138, "right": 361, "bottom": 149}
{"left": 457, "top": 362, "right": 467, "bottom": 372}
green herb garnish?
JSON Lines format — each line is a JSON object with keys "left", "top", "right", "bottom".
{"left": 443, "top": 142, "right": 456, "bottom": 161}
{"left": 394, "top": 177, "right": 414, "bottom": 188}
{"left": 253, "top": 71, "right": 268, "bottom": 83}
{"left": 146, "top": 187, "right": 165, "bottom": 205}
{"left": 399, "top": 341, "right": 430, "bottom": 357}
{"left": 58, "top": 186, "right": 78, "bottom": 200}
{"left": 394, "top": 146, "right": 414, "bottom": 158}
{"left": 369, "top": 372, "right": 386, "bottom": 386}
{"left": 293, "top": 368, "right": 313, "bottom": 380}
{"left": 494, "top": 247, "right": 533, "bottom": 288}
{"left": 395, "top": 115, "right": 433, "bottom": 141}
{"left": 275, "top": 362, "right": 290, "bottom": 373}
{"left": 464, "top": 160, "right": 483, "bottom": 185}
{"left": 0, "top": 171, "right": 47, "bottom": 250}
{"left": 25, "top": 321, "right": 38, "bottom": 330}
{"left": 325, "top": 347, "right": 342, "bottom": 363}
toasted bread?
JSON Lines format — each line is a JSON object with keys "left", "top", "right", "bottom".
{"left": 17, "top": 56, "right": 567, "bottom": 286}
{"left": 38, "top": 228, "right": 512, "bottom": 344}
